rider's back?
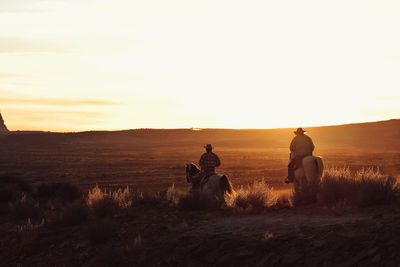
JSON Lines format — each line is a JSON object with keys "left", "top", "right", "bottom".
{"left": 290, "top": 134, "right": 315, "bottom": 157}
{"left": 199, "top": 152, "right": 221, "bottom": 174}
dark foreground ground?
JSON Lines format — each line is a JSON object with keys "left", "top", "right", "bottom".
{"left": 1, "top": 198, "right": 400, "bottom": 267}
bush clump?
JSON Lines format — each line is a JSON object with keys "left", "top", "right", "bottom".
{"left": 318, "top": 167, "right": 399, "bottom": 207}
{"left": 37, "top": 182, "right": 80, "bottom": 203}
{"left": 0, "top": 175, "right": 32, "bottom": 202}
{"left": 225, "top": 179, "right": 278, "bottom": 213}
{"left": 11, "top": 193, "right": 42, "bottom": 221}
{"left": 111, "top": 187, "right": 133, "bottom": 209}
{"left": 87, "top": 185, "right": 129, "bottom": 217}
{"left": 132, "top": 191, "right": 166, "bottom": 208}
{"left": 166, "top": 184, "right": 180, "bottom": 205}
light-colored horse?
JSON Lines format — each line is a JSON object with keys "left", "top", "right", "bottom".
{"left": 185, "top": 163, "right": 234, "bottom": 202}
{"left": 293, "top": 156, "right": 324, "bottom": 202}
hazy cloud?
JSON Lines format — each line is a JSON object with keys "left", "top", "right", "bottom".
{"left": 0, "top": 72, "right": 20, "bottom": 78}
{"left": 0, "top": 37, "right": 67, "bottom": 54}
{"left": 0, "top": 91, "right": 117, "bottom": 107}
{"left": 7, "top": 109, "right": 102, "bottom": 120}
{"left": 0, "top": 0, "right": 70, "bottom": 13}
{"left": 5, "top": 108, "right": 104, "bottom": 132}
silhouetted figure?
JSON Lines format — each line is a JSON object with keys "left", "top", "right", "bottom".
{"left": 285, "top": 128, "right": 315, "bottom": 183}
{"left": 192, "top": 144, "right": 221, "bottom": 188}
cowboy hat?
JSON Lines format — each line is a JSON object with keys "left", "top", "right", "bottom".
{"left": 204, "top": 144, "right": 213, "bottom": 150}
{"left": 294, "top": 128, "right": 306, "bottom": 135}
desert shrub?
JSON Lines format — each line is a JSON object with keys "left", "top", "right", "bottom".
{"left": 274, "top": 194, "right": 293, "bottom": 209}
{"left": 87, "top": 185, "right": 107, "bottom": 206}
{"left": 86, "top": 219, "right": 117, "bottom": 244}
{"left": 166, "top": 184, "right": 180, "bottom": 205}
{"left": 111, "top": 186, "right": 132, "bottom": 208}
{"left": 62, "top": 200, "right": 90, "bottom": 226}
{"left": 318, "top": 167, "right": 399, "bottom": 207}
{"left": 17, "top": 218, "right": 45, "bottom": 234}
{"left": 0, "top": 175, "right": 32, "bottom": 202}
{"left": 11, "top": 193, "right": 42, "bottom": 221}
{"left": 132, "top": 191, "right": 166, "bottom": 208}
{"left": 37, "top": 182, "right": 80, "bottom": 203}
{"left": 225, "top": 179, "right": 278, "bottom": 213}
{"left": 0, "top": 175, "right": 32, "bottom": 192}
{"left": 87, "top": 185, "right": 130, "bottom": 216}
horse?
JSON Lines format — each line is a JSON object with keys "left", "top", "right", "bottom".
{"left": 185, "top": 163, "right": 234, "bottom": 203}
{"left": 293, "top": 156, "right": 324, "bottom": 204}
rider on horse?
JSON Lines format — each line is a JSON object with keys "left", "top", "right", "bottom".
{"left": 285, "top": 128, "right": 315, "bottom": 184}
{"left": 194, "top": 144, "right": 221, "bottom": 189}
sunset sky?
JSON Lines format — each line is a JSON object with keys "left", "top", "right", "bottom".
{"left": 1, "top": 0, "right": 400, "bottom": 131}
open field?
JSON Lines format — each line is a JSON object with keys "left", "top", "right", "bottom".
{"left": 0, "top": 119, "right": 400, "bottom": 266}
{"left": 1, "top": 119, "right": 399, "bottom": 193}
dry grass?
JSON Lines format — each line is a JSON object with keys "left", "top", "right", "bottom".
{"left": 318, "top": 167, "right": 399, "bottom": 207}
{"left": 86, "top": 185, "right": 125, "bottom": 218}
{"left": 0, "top": 175, "right": 32, "bottom": 203}
{"left": 225, "top": 179, "right": 278, "bottom": 213}
{"left": 166, "top": 184, "right": 180, "bottom": 205}
{"left": 86, "top": 185, "right": 170, "bottom": 216}
{"left": 133, "top": 191, "right": 167, "bottom": 208}
{"left": 11, "top": 193, "right": 43, "bottom": 221}
{"left": 111, "top": 186, "right": 133, "bottom": 209}
{"left": 17, "top": 218, "right": 45, "bottom": 234}
{"left": 86, "top": 185, "right": 107, "bottom": 207}
{"left": 87, "top": 185, "right": 133, "bottom": 209}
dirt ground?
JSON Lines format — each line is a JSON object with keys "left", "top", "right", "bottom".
{"left": 2, "top": 201, "right": 400, "bottom": 267}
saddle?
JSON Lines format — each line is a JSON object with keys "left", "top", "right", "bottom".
{"left": 293, "top": 155, "right": 307, "bottom": 170}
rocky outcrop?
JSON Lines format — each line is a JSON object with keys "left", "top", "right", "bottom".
{"left": 0, "top": 112, "right": 9, "bottom": 134}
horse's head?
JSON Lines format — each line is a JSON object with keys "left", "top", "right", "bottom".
{"left": 185, "top": 163, "right": 200, "bottom": 183}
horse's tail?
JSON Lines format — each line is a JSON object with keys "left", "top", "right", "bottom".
{"left": 220, "top": 175, "right": 233, "bottom": 194}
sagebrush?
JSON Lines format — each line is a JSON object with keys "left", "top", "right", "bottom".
{"left": 225, "top": 179, "right": 278, "bottom": 212}
{"left": 318, "top": 167, "right": 399, "bottom": 207}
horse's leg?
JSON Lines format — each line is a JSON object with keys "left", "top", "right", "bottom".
{"left": 219, "top": 175, "right": 233, "bottom": 195}
{"left": 303, "top": 157, "right": 321, "bottom": 203}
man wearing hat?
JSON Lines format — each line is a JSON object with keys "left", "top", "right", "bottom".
{"left": 195, "top": 144, "right": 221, "bottom": 187}
{"left": 285, "top": 128, "right": 315, "bottom": 183}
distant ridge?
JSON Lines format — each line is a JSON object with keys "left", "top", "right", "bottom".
{"left": 4, "top": 119, "right": 400, "bottom": 151}
{"left": 8, "top": 118, "right": 400, "bottom": 134}
{"left": 0, "top": 112, "right": 9, "bottom": 134}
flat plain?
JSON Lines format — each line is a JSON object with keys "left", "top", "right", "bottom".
{"left": 1, "top": 119, "right": 399, "bottom": 193}
{"left": 1, "top": 119, "right": 400, "bottom": 266}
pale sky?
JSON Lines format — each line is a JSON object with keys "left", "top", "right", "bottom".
{"left": 1, "top": 0, "right": 400, "bottom": 131}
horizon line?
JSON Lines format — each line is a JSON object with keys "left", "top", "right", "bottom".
{"left": 7, "top": 118, "right": 399, "bottom": 134}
